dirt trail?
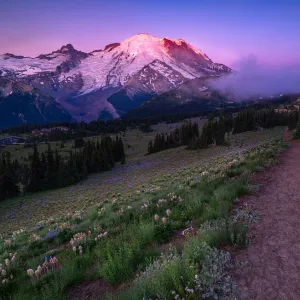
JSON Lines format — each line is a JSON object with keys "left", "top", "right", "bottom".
{"left": 234, "top": 135, "right": 300, "bottom": 299}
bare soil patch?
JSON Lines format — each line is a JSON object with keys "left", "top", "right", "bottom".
{"left": 67, "top": 279, "right": 115, "bottom": 300}
{"left": 233, "top": 136, "right": 300, "bottom": 299}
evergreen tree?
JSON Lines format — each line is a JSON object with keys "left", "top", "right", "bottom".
{"left": 27, "top": 144, "right": 43, "bottom": 192}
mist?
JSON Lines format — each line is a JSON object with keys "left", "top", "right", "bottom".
{"left": 211, "top": 54, "right": 300, "bottom": 100}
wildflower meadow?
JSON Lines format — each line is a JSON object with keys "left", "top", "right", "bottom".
{"left": 0, "top": 126, "right": 287, "bottom": 299}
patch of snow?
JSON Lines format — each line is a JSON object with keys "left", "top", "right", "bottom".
{"left": 0, "top": 53, "right": 67, "bottom": 77}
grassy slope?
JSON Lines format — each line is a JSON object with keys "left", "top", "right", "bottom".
{"left": 0, "top": 126, "right": 287, "bottom": 300}
{"left": 0, "top": 127, "right": 282, "bottom": 235}
{"left": 0, "top": 118, "right": 206, "bottom": 233}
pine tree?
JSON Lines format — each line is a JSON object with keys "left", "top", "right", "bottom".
{"left": 27, "top": 144, "right": 43, "bottom": 192}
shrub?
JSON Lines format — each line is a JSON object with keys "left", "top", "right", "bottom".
{"left": 184, "top": 237, "right": 212, "bottom": 265}
{"left": 100, "top": 239, "right": 142, "bottom": 284}
{"left": 228, "top": 222, "right": 249, "bottom": 248}
{"left": 154, "top": 222, "right": 173, "bottom": 243}
{"left": 120, "top": 251, "right": 194, "bottom": 300}
{"left": 194, "top": 247, "right": 236, "bottom": 299}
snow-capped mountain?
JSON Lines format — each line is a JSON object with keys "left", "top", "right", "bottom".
{"left": 0, "top": 33, "right": 232, "bottom": 124}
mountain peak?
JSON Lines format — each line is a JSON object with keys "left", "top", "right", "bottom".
{"left": 161, "top": 37, "right": 212, "bottom": 62}
{"left": 59, "top": 44, "right": 75, "bottom": 53}
{"left": 124, "top": 33, "right": 158, "bottom": 42}
{"left": 136, "top": 33, "right": 155, "bottom": 37}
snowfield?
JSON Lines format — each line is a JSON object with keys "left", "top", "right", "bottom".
{"left": 0, "top": 53, "right": 68, "bottom": 77}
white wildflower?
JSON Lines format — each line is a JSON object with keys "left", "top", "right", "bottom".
{"left": 5, "top": 258, "right": 10, "bottom": 266}
{"left": 27, "top": 269, "right": 34, "bottom": 277}
{"left": 161, "top": 217, "right": 167, "bottom": 224}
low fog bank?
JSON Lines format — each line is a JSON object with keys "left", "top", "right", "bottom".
{"left": 211, "top": 55, "right": 300, "bottom": 100}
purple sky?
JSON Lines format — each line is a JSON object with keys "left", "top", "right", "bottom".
{"left": 1, "top": 0, "right": 300, "bottom": 67}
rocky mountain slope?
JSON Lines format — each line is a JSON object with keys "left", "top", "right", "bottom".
{"left": 0, "top": 78, "right": 72, "bottom": 127}
{"left": 124, "top": 77, "right": 236, "bottom": 118}
{"left": 0, "top": 33, "right": 232, "bottom": 125}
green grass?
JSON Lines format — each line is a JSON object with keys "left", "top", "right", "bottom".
{"left": 0, "top": 127, "right": 284, "bottom": 235}
{"left": 0, "top": 126, "right": 287, "bottom": 300}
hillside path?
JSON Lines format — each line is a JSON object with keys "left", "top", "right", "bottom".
{"left": 233, "top": 133, "right": 300, "bottom": 299}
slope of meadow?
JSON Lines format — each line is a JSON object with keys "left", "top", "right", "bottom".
{"left": 0, "top": 126, "right": 286, "bottom": 299}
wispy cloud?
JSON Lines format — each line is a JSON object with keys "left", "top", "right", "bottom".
{"left": 212, "top": 54, "right": 300, "bottom": 99}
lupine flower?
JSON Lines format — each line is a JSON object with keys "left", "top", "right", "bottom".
{"left": 27, "top": 269, "right": 34, "bottom": 277}
{"left": 1, "top": 269, "right": 6, "bottom": 276}
{"left": 94, "top": 237, "right": 98, "bottom": 242}
{"left": 5, "top": 259, "right": 10, "bottom": 266}
{"left": 72, "top": 246, "right": 77, "bottom": 252}
{"left": 10, "top": 274, "right": 13, "bottom": 280}
{"left": 78, "top": 246, "right": 82, "bottom": 251}
{"left": 2, "top": 279, "right": 8, "bottom": 285}
{"left": 161, "top": 217, "right": 167, "bottom": 224}
{"left": 154, "top": 214, "right": 159, "bottom": 221}
{"left": 79, "top": 250, "right": 83, "bottom": 256}
{"left": 35, "top": 270, "right": 40, "bottom": 277}
{"left": 103, "top": 232, "right": 108, "bottom": 237}
{"left": 166, "top": 209, "right": 172, "bottom": 216}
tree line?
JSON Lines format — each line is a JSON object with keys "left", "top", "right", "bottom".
{"left": 147, "top": 121, "right": 200, "bottom": 154}
{"left": 4, "top": 96, "right": 292, "bottom": 136}
{"left": 232, "top": 108, "right": 291, "bottom": 134}
{"left": 147, "top": 107, "right": 299, "bottom": 154}
{"left": 0, "top": 136, "right": 125, "bottom": 201}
